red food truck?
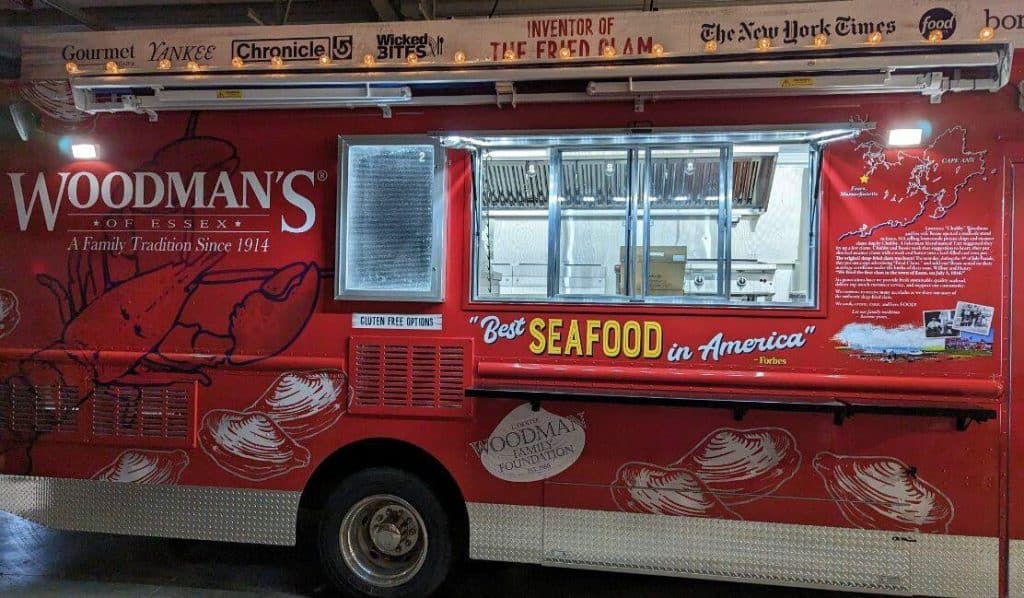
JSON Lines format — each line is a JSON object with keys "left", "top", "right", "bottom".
{"left": 1, "top": 0, "right": 1024, "bottom": 596}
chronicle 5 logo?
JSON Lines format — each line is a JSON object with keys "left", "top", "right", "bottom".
{"left": 231, "top": 35, "right": 353, "bottom": 62}
{"left": 919, "top": 7, "right": 957, "bottom": 40}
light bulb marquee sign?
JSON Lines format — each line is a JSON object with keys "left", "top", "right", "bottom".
{"left": 19, "top": 0, "right": 1024, "bottom": 80}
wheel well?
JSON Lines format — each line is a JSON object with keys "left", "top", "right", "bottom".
{"left": 299, "top": 438, "right": 469, "bottom": 560}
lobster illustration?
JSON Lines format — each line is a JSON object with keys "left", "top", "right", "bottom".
{"left": 0, "top": 111, "right": 325, "bottom": 475}
{"left": 1, "top": 251, "right": 322, "bottom": 474}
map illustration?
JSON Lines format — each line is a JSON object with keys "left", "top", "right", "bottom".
{"left": 839, "top": 126, "right": 989, "bottom": 241}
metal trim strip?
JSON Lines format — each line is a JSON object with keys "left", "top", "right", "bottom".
{"left": 474, "top": 360, "right": 1004, "bottom": 399}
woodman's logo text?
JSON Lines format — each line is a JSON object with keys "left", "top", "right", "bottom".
{"left": 6, "top": 170, "right": 320, "bottom": 233}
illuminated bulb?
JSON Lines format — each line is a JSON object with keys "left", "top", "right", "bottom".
{"left": 650, "top": 43, "right": 665, "bottom": 57}
{"left": 104, "top": 61, "right": 119, "bottom": 74}
{"left": 231, "top": 56, "right": 244, "bottom": 68}
{"left": 703, "top": 40, "right": 718, "bottom": 53}
{"left": 65, "top": 61, "right": 80, "bottom": 74}
{"left": 757, "top": 37, "right": 772, "bottom": 51}
{"left": 979, "top": 26, "right": 995, "bottom": 41}
{"left": 558, "top": 46, "right": 572, "bottom": 59}
{"left": 406, "top": 53, "right": 419, "bottom": 65}
{"left": 867, "top": 31, "right": 883, "bottom": 44}
{"left": 453, "top": 50, "right": 467, "bottom": 64}
{"left": 270, "top": 56, "right": 284, "bottom": 68}
{"left": 927, "top": 29, "right": 943, "bottom": 42}
{"left": 186, "top": 60, "right": 200, "bottom": 72}
{"left": 812, "top": 33, "right": 828, "bottom": 48}
{"left": 362, "top": 54, "right": 375, "bottom": 66}
{"left": 503, "top": 49, "right": 517, "bottom": 61}
{"left": 157, "top": 58, "right": 172, "bottom": 70}
{"left": 601, "top": 45, "right": 616, "bottom": 57}
{"left": 318, "top": 54, "right": 331, "bottom": 65}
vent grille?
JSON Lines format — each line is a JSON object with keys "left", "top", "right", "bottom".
{"left": 92, "top": 385, "right": 194, "bottom": 447}
{"left": 0, "top": 382, "right": 80, "bottom": 434}
{"left": 351, "top": 338, "right": 471, "bottom": 416}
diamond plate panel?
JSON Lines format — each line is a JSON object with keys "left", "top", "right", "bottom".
{"left": 1010, "top": 540, "right": 1024, "bottom": 598}
{"left": 912, "top": 533, "right": 997, "bottom": 597}
{"left": 541, "top": 507, "right": 911, "bottom": 593}
{"left": 468, "top": 503, "right": 998, "bottom": 597}
{"left": 466, "top": 502, "right": 543, "bottom": 564}
{"left": 0, "top": 475, "right": 300, "bottom": 545}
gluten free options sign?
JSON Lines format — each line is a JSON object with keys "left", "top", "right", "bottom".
{"left": 352, "top": 313, "right": 442, "bottom": 330}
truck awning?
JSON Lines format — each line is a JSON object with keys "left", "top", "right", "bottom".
{"left": 62, "top": 41, "right": 1012, "bottom": 117}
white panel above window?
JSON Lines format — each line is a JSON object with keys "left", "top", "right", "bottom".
{"left": 336, "top": 136, "right": 445, "bottom": 302}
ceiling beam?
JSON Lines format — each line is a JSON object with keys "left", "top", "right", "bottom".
{"left": 37, "top": 0, "right": 111, "bottom": 30}
{"left": 431, "top": 0, "right": 827, "bottom": 17}
{"left": 0, "top": 1, "right": 378, "bottom": 28}
{"left": 368, "top": 0, "right": 400, "bottom": 21}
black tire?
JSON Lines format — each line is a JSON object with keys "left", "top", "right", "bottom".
{"left": 318, "top": 467, "right": 452, "bottom": 598}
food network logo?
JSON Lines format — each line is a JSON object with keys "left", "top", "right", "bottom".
{"left": 231, "top": 36, "right": 353, "bottom": 62}
{"left": 919, "top": 8, "right": 956, "bottom": 40}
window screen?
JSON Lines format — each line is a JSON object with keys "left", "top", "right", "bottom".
{"left": 336, "top": 137, "right": 444, "bottom": 301}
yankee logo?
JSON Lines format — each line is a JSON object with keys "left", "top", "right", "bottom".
{"left": 6, "top": 170, "right": 319, "bottom": 234}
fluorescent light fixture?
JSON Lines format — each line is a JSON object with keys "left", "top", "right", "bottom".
{"left": 735, "top": 145, "right": 780, "bottom": 154}
{"left": 673, "top": 195, "right": 690, "bottom": 202}
{"left": 887, "top": 128, "right": 923, "bottom": 147}
{"left": 582, "top": 196, "right": 596, "bottom": 202}
{"left": 485, "top": 149, "right": 548, "bottom": 159}
{"left": 71, "top": 143, "right": 98, "bottom": 160}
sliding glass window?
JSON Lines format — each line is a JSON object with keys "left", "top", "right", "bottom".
{"left": 468, "top": 129, "right": 836, "bottom": 307}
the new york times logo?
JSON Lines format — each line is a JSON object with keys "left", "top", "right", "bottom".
{"left": 231, "top": 35, "right": 352, "bottom": 62}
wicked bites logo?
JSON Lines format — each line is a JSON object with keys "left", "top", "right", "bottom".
{"left": 919, "top": 8, "right": 956, "bottom": 40}
{"left": 376, "top": 33, "right": 445, "bottom": 60}
{"left": 231, "top": 35, "right": 353, "bottom": 62}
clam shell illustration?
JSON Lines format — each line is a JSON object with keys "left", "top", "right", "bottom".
{"left": 0, "top": 289, "right": 21, "bottom": 340}
{"left": 671, "top": 427, "right": 802, "bottom": 504}
{"left": 247, "top": 370, "right": 346, "bottom": 439}
{"left": 200, "top": 409, "right": 311, "bottom": 481}
{"left": 93, "top": 450, "right": 189, "bottom": 484}
{"left": 812, "top": 452, "right": 954, "bottom": 533}
{"left": 612, "top": 462, "right": 739, "bottom": 519}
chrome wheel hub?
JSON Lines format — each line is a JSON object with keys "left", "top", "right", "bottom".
{"left": 339, "top": 494, "right": 428, "bottom": 588}
{"left": 369, "top": 504, "right": 419, "bottom": 556}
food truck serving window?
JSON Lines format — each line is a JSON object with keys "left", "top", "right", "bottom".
{"left": 336, "top": 136, "right": 445, "bottom": 302}
{"left": 457, "top": 128, "right": 845, "bottom": 307}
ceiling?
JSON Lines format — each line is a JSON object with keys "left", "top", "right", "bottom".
{"left": 0, "top": 0, "right": 827, "bottom": 78}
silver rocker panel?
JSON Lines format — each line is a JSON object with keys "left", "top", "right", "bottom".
{"left": 0, "top": 474, "right": 301, "bottom": 545}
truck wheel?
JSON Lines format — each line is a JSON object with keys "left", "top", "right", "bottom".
{"left": 318, "top": 467, "right": 452, "bottom": 598}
